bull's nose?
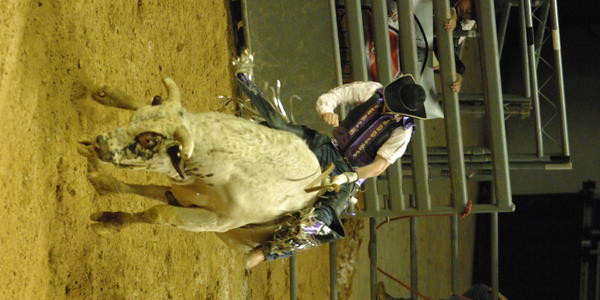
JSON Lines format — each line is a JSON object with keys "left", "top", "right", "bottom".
{"left": 95, "top": 135, "right": 113, "bottom": 162}
{"left": 96, "top": 135, "right": 105, "bottom": 146}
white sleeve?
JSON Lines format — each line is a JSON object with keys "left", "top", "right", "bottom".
{"left": 315, "top": 81, "right": 383, "bottom": 115}
{"left": 376, "top": 126, "right": 414, "bottom": 164}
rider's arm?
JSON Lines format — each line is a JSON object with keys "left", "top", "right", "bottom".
{"left": 315, "top": 81, "right": 383, "bottom": 115}
{"left": 355, "top": 155, "right": 391, "bottom": 179}
{"left": 355, "top": 125, "right": 414, "bottom": 179}
{"left": 375, "top": 126, "right": 414, "bottom": 166}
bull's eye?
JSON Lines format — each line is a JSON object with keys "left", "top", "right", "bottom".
{"left": 136, "top": 132, "right": 160, "bottom": 149}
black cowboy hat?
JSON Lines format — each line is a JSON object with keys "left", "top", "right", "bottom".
{"left": 383, "top": 74, "right": 427, "bottom": 119}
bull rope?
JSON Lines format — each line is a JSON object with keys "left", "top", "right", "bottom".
{"left": 284, "top": 165, "right": 322, "bottom": 183}
{"left": 372, "top": 201, "right": 473, "bottom": 300}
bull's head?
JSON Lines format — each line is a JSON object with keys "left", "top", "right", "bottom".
{"left": 92, "top": 78, "right": 194, "bottom": 180}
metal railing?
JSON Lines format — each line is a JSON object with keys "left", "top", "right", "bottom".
{"left": 343, "top": 0, "right": 514, "bottom": 299}
{"left": 239, "top": 0, "right": 570, "bottom": 298}
{"left": 457, "top": 0, "right": 570, "bottom": 170}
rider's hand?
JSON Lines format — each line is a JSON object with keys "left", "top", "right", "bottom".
{"left": 245, "top": 248, "right": 266, "bottom": 270}
{"left": 321, "top": 112, "right": 339, "bottom": 127}
{"left": 331, "top": 172, "right": 359, "bottom": 186}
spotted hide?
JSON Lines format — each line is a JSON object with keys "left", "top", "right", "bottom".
{"left": 80, "top": 78, "right": 321, "bottom": 248}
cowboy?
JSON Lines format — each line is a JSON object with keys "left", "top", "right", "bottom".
{"left": 237, "top": 73, "right": 427, "bottom": 269}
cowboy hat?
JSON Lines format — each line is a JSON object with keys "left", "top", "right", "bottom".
{"left": 383, "top": 74, "right": 427, "bottom": 119}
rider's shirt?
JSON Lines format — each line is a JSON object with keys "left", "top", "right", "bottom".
{"left": 316, "top": 81, "right": 414, "bottom": 165}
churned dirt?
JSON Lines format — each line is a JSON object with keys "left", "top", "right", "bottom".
{"left": 0, "top": 1, "right": 477, "bottom": 300}
{"left": 0, "top": 1, "right": 334, "bottom": 299}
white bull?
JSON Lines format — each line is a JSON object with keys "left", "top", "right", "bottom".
{"left": 80, "top": 78, "right": 322, "bottom": 245}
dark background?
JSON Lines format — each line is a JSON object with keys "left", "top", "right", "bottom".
{"left": 474, "top": 1, "right": 599, "bottom": 298}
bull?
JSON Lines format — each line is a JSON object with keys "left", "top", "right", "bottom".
{"left": 79, "top": 77, "right": 324, "bottom": 248}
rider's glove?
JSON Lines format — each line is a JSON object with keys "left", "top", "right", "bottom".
{"left": 330, "top": 171, "right": 359, "bottom": 186}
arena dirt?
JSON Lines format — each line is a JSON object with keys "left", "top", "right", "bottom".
{"left": 0, "top": 1, "right": 478, "bottom": 299}
{"left": 0, "top": 1, "right": 342, "bottom": 299}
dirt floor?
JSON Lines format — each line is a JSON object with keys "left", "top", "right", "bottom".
{"left": 0, "top": 1, "right": 328, "bottom": 299}
{"left": 0, "top": 1, "right": 480, "bottom": 300}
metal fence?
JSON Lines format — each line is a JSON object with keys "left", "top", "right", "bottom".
{"left": 241, "top": 0, "right": 569, "bottom": 299}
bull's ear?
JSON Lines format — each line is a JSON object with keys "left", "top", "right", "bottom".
{"left": 173, "top": 126, "right": 194, "bottom": 159}
{"left": 162, "top": 77, "right": 181, "bottom": 104}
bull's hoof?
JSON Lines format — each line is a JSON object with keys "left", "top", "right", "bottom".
{"left": 92, "top": 86, "right": 115, "bottom": 104}
{"left": 77, "top": 140, "right": 95, "bottom": 157}
{"left": 92, "top": 86, "right": 142, "bottom": 110}
{"left": 90, "top": 211, "right": 132, "bottom": 234}
{"left": 90, "top": 222, "right": 120, "bottom": 235}
{"left": 90, "top": 211, "right": 127, "bottom": 223}
{"left": 77, "top": 141, "right": 101, "bottom": 171}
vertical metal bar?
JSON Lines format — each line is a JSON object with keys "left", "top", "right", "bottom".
{"left": 411, "top": 131, "right": 430, "bottom": 207}
{"left": 345, "top": 0, "right": 368, "bottom": 81}
{"left": 330, "top": 242, "right": 338, "bottom": 300}
{"left": 596, "top": 241, "right": 600, "bottom": 300}
{"left": 373, "top": 0, "right": 404, "bottom": 210}
{"left": 582, "top": 186, "right": 593, "bottom": 300}
{"left": 388, "top": 162, "right": 405, "bottom": 210}
{"left": 365, "top": 182, "right": 381, "bottom": 213}
{"left": 355, "top": 2, "right": 378, "bottom": 285}
{"left": 477, "top": 0, "right": 513, "bottom": 209}
{"left": 397, "top": 0, "right": 431, "bottom": 212}
{"left": 240, "top": 0, "right": 252, "bottom": 51}
{"left": 410, "top": 216, "right": 418, "bottom": 300}
{"left": 346, "top": 0, "right": 380, "bottom": 215}
{"left": 549, "top": 0, "right": 570, "bottom": 157}
{"left": 369, "top": 217, "right": 378, "bottom": 300}
{"left": 497, "top": 2, "right": 512, "bottom": 56}
{"left": 523, "top": 0, "right": 544, "bottom": 158}
{"left": 451, "top": 215, "right": 460, "bottom": 295}
{"left": 433, "top": 0, "right": 468, "bottom": 210}
{"left": 518, "top": 0, "right": 532, "bottom": 98}
{"left": 328, "top": 3, "right": 342, "bottom": 299}
{"left": 290, "top": 254, "right": 298, "bottom": 300}
{"left": 581, "top": 260, "right": 589, "bottom": 300}
{"left": 371, "top": 0, "right": 393, "bottom": 84}
{"left": 329, "top": 0, "right": 344, "bottom": 87}
{"left": 534, "top": 0, "right": 551, "bottom": 67}
{"left": 491, "top": 212, "right": 499, "bottom": 300}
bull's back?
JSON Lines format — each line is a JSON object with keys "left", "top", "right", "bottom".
{"left": 182, "top": 112, "right": 321, "bottom": 223}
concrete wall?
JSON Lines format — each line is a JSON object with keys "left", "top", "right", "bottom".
{"left": 244, "top": 0, "right": 340, "bottom": 134}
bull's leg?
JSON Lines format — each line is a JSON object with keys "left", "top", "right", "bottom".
{"left": 92, "top": 78, "right": 177, "bottom": 110}
{"left": 92, "top": 86, "right": 146, "bottom": 110}
{"left": 79, "top": 137, "right": 172, "bottom": 201}
{"left": 77, "top": 141, "right": 101, "bottom": 172}
{"left": 87, "top": 171, "right": 171, "bottom": 202}
{"left": 91, "top": 204, "right": 234, "bottom": 233}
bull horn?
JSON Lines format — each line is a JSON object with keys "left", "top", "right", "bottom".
{"left": 173, "top": 126, "right": 194, "bottom": 159}
{"left": 166, "top": 144, "right": 185, "bottom": 180}
{"left": 162, "top": 77, "right": 181, "bottom": 103}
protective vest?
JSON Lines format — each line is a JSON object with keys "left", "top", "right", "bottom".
{"left": 333, "top": 90, "right": 415, "bottom": 167}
